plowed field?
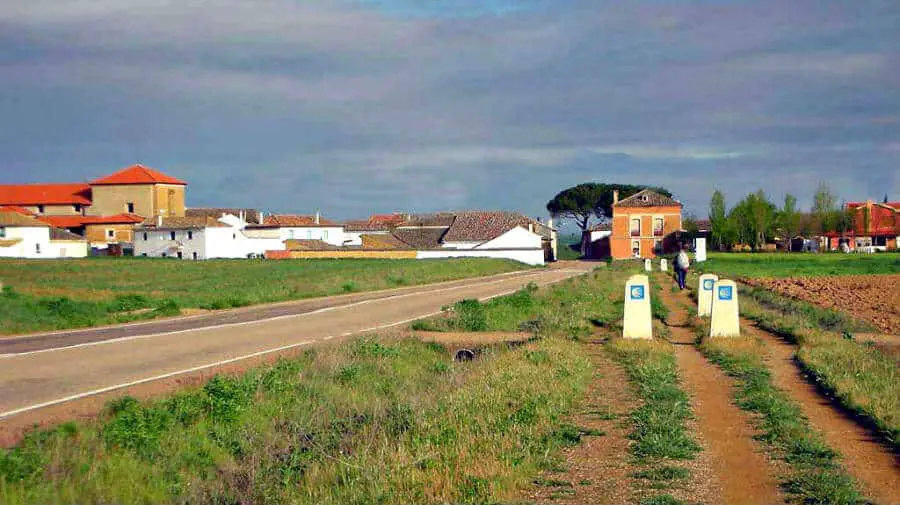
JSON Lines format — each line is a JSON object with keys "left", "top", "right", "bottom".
{"left": 748, "top": 274, "right": 900, "bottom": 334}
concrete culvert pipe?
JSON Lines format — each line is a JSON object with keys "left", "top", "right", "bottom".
{"left": 454, "top": 349, "right": 476, "bottom": 362}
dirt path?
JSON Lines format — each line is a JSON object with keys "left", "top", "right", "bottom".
{"left": 746, "top": 324, "right": 900, "bottom": 505}
{"left": 527, "top": 339, "right": 639, "bottom": 504}
{"left": 658, "top": 280, "right": 784, "bottom": 505}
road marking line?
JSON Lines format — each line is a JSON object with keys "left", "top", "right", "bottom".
{"left": 0, "top": 269, "right": 536, "bottom": 342}
{"left": 0, "top": 270, "right": 586, "bottom": 420}
{"left": 0, "top": 340, "right": 313, "bottom": 420}
{"left": 0, "top": 271, "right": 558, "bottom": 359}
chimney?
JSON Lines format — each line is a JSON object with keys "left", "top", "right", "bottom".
{"left": 548, "top": 216, "right": 554, "bottom": 230}
{"left": 315, "top": 211, "right": 320, "bottom": 225}
{"left": 613, "top": 190, "right": 619, "bottom": 205}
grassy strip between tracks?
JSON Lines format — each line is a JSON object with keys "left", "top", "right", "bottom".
{"left": 608, "top": 339, "right": 700, "bottom": 505}
{"left": 698, "top": 334, "right": 866, "bottom": 505}
{"left": 0, "top": 335, "right": 592, "bottom": 505}
{"left": 738, "top": 287, "right": 899, "bottom": 451}
{"left": 0, "top": 258, "right": 527, "bottom": 335}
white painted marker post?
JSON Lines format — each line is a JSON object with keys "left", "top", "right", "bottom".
{"left": 644, "top": 259, "right": 652, "bottom": 272}
{"left": 623, "top": 274, "right": 653, "bottom": 339}
{"left": 660, "top": 258, "right": 668, "bottom": 272}
{"left": 697, "top": 273, "right": 718, "bottom": 317}
{"left": 709, "top": 279, "right": 740, "bottom": 337}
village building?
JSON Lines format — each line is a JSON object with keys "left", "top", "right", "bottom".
{"left": 262, "top": 213, "right": 346, "bottom": 246}
{"left": 270, "top": 210, "right": 556, "bottom": 265}
{"left": 822, "top": 200, "right": 899, "bottom": 252}
{"left": 584, "top": 189, "right": 683, "bottom": 260}
{"left": 0, "top": 164, "right": 188, "bottom": 255}
{"left": 0, "top": 208, "right": 88, "bottom": 258}
{"left": 134, "top": 215, "right": 284, "bottom": 260}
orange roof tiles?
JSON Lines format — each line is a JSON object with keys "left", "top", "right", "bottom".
{"left": 263, "top": 214, "right": 337, "bottom": 226}
{"left": 0, "top": 183, "right": 92, "bottom": 206}
{"left": 38, "top": 213, "right": 145, "bottom": 228}
{"left": 89, "top": 164, "right": 187, "bottom": 186}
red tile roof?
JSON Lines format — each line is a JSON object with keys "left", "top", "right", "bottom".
{"left": 614, "top": 189, "right": 682, "bottom": 208}
{"left": 0, "top": 205, "right": 37, "bottom": 216}
{"left": 38, "top": 213, "right": 145, "bottom": 228}
{"left": 263, "top": 214, "right": 337, "bottom": 226}
{"left": 368, "top": 213, "right": 409, "bottom": 226}
{"left": 0, "top": 183, "right": 92, "bottom": 206}
{"left": 89, "top": 164, "right": 187, "bottom": 186}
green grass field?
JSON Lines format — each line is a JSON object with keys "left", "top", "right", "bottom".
{"left": 698, "top": 252, "right": 899, "bottom": 278}
{"left": 0, "top": 258, "right": 527, "bottom": 335}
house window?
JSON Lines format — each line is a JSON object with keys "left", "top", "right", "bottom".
{"left": 323, "top": 230, "right": 329, "bottom": 241}
{"left": 73, "top": 204, "right": 82, "bottom": 212}
{"left": 187, "top": 231, "right": 193, "bottom": 240}
{"left": 288, "top": 229, "right": 295, "bottom": 239}
{"left": 630, "top": 218, "right": 641, "bottom": 237}
{"left": 306, "top": 230, "right": 313, "bottom": 239}
{"left": 192, "top": 252, "right": 198, "bottom": 260}
{"left": 37, "top": 205, "right": 44, "bottom": 214}
{"left": 654, "top": 239, "right": 663, "bottom": 253}
{"left": 162, "top": 252, "right": 167, "bottom": 258}
{"left": 127, "top": 202, "right": 135, "bottom": 213}
{"left": 653, "top": 218, "right": 664, "bottom": 236}
{"left": 170, "top": 231, "right": 176, "bottom": 240}
{"left": 143, "top": 232, "right": 148, "bottom": 241}
{"left": 233, "top": 233, "right": 237, "bottom": 240}
{"left": 631, "top": 240, "right": 640, "bottom": 258}
{"left": 177, "top": 251, "right": 183, "bottom": 259}
{"left": 0, "top": 228, "right": 5, "bottom": 238}
{"left": 35, "top": 243, "right": 41, "bottom": 254}
{"left": 106, "top": 229, "right": 116, "bottom": 239}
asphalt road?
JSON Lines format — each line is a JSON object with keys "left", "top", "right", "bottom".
{"left": 0, "top": 263, "right": 593, "bottom": 419}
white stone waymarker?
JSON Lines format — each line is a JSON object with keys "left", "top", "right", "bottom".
{"left": 660, "top": 258, "right": 668, "bottom": 272}
{"left": 695, "top": 238, "right": 707, "bottom": 262}
{"left": 623, "top": 274, "right": 653, "bottom": 339}
{"left": 697, "top": 274, "right": 719, "bottom": 318}
{"left": 710, "top": 279, "right": 740, "bottom": 337}
{"left": 644, "top": 259, "right": 652, "bottom": 272}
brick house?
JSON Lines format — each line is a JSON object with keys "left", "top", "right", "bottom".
{"left": 822, "top": 200, "right": 899, "bottom": 251}
{"left": 609, "top": 189, "right": 683, "bottom": 260}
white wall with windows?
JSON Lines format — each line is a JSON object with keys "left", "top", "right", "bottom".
{"left": 278, "top": 226, "right": 345, "bottom": 246}
{"left": 135, "top": 226, "right": 286, "bottom": 259}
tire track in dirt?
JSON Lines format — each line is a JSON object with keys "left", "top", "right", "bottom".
{"left": 745, "top": 323, "right": 900, "bottom": 505}
{"left": 658, "top": 280, "right": 783, "bottom": 505}
{"left": 527, "top": 340, "right": 639, "bottom": 505}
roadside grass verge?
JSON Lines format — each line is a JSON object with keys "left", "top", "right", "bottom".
{"left": 0, "top": 336, "right": 592, "bottom": 505}
{"left": 739, "top": 292, "right": 899, "bottom": 451}
{"left": 699, "top": 252, "right": 900, "bottom": 279}
{"left": 0, "top": 258, "right": 526, "bottom": 335}
{"left": 412, "top": 268, "right": 628, "bottom": 340}
{"left": 608, "top": 339, "right": 698, "bottom": 504}
{"left": 699, "top": 336, "right": 866, "bottom": 505}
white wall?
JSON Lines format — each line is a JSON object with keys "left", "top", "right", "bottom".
{"left": 416, "top": 248, "right": 545, "bottom": 266}
{"left": 279, "top": 226, "right": 345, "bottom": 245}
{"left": 476, "top": 226, "right": 542, "bottom": 250}
{"left": 0, "top": 227, "right": 50, "bottom": 258}
{"left": 135, "top": 226, "right": 286, "bottom": 259}
{"left": 589, "top": 230, "right": 611, "bottom": 243}
{"left": 48, "top": 240, "right": 88, "bottom": 258}
{"left": 441, "top": 241, "right": 482, "bottom": 250}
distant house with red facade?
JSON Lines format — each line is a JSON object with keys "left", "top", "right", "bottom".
{"left": 823, "top": 200, "right": 900, "bottom": 251}
{"left": 583, "top": 189, "right": 684, "bottom": 260}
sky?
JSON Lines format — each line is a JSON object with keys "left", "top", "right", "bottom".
{"left": 1, "top": 0, "right": 898, "bottom": 231}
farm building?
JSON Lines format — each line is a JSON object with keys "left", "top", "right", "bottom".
{"left": 262, "top": 213, "right": 346, "bottom": 246}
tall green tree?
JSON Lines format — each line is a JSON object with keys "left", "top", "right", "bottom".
{"left": 776, "top": 193, "right": 801, "bottom": 250}
{"left": 708, "top": 190, "right": 728, "bottom": 250}
{"left": 812, "top": 182, "right": 837, "bottom": 233}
